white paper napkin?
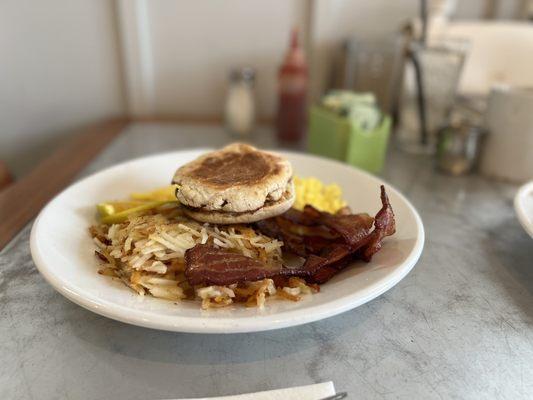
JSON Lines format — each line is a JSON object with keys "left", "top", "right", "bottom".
{"left": 172, "top": 381, "right": 336, "bottom": 400}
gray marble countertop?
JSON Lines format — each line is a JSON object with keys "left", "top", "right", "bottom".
{"left": 1, "top": 123, "right": 532, "bottom": 400}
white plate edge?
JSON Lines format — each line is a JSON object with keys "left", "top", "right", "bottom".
{"left": 514, "top": 180, "right": 533, "bottom": 238}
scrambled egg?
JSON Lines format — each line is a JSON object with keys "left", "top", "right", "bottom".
{"left": 293, "top": 176, "right": 347, "bottom": 213}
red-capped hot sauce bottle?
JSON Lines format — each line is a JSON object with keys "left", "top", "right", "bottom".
{"left": 277, "top": 28, "right": 308, "bottom": 142}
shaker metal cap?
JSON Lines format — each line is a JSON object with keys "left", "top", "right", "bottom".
{"left": 229, "top": 67, "right": 256, "bottom": 82}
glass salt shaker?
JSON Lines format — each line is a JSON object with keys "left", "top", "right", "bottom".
{"left": 224, "top": 67, "right": 256, "bottom": 137}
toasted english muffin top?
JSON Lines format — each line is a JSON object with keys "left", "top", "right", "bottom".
{"left": 172, "top": 143, "right": 293, "bottom": 213}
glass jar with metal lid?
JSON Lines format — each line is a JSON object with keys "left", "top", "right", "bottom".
{"left": 435, "top": 115, "right": 486, "bottom": 175}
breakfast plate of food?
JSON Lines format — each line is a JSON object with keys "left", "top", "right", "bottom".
{"left": 31, "top": 143, "right": 424, "bottom": 333}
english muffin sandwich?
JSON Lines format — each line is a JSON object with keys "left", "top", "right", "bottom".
{"left": 172, "top": 143, "right": 295, "bottom": 224}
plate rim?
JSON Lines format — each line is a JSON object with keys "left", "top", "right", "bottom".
{"left": 514, "top": 180, "right": 533, "bottom": 238}
{"left": 30, "top": 149, "right": 425, "bottom": 334}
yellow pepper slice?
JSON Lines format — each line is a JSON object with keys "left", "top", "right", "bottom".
{"left": 96, "top": 201, "right": 149, "bottom": 218}
{"left": 130, "top": 185, "right": 178, "bottom": 201}
{"left": 99, "top": 201, "right": 179, "bottom": 224}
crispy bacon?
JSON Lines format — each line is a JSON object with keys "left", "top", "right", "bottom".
{"left": 264, "top": 206, "right": 374, "bottom": 249}
{"left": 282, "top": 205, "right": 373, "bottom": 243}
{"left": 359, "top": 185, "right": 396, "bottom": 261}
{"left": 307, "top": 208, "right": 375, "bottom": 247}
{"left": 184, "top": 244, "right": 283, "bottom": 286}
{"left": 281, "top": 208, "right": 318, "bottom": 226}
{"left": 301, "top": 244, "right": 353, "bottom": 283}
{"left": 184, "top": 186, "right": 396, "bottom": 286}
{"left": 255, "top": 218, "right": 307, "bottom": 256}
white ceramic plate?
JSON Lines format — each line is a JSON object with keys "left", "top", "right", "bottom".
{"left": 514, "top": 181, "right": 533, "bottom": 238}
{"left": 31, "top": 150, "right": 424, "bottom": 333}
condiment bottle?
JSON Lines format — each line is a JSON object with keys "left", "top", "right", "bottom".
{"left": 277, "top": 28, "right": 308, "bottom": 142}
{"left": 225, "top": 67, "right": 256, "bottom": 137}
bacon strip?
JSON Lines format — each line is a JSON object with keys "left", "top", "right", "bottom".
{"left": 256, "top": 211, "right": 374, "bottom": 256}
{"left": 282, "top": 205, "right": 373, "bottom": 239}
{"left": 184, "top": 245, "right": 282, "bottom": 286}
{"left": 184, "top": 186, "right": 396, "bottom": 286}
{"left": 360, "top": 185, "right": 396, "bottom": 261}
{"left": 304, "top": 207, "right": 375, "bottom": 247}
{"left": 254, "top": 218, "right": 307, "bottom": 256}
{"left": 300, "top": 186, "right": 396, "bottom": 282}
{"left": 184, "top": 243, "right": 349, "bottom": 286}
{"left": 301, "top": 244, "right": 353, "bottom": 283}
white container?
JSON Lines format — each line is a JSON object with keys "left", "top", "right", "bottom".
{"left": 481, "top": 86, "right": 533, "bottom": 183}
{"left": 224, "top": 68, "right": 255, "bottom": 137}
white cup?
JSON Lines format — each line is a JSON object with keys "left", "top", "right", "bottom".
{"left": 481, "top": 86, "right": 533, "bottom": 183}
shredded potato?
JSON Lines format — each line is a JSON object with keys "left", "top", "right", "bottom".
{"left": 89, "top": 205, "right": 315, "bottom": 308}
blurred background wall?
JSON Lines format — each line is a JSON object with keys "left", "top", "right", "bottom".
{"left": 1, "top": 0, "right": 531, "bottom": 178}
{"left": 0, "top": 0, "right": 125, "bottom": 177}
{"left": 140, "top": 0, "right": 308, "bottom": 119}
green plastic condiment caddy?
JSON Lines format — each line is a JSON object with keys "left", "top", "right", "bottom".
{"left": 308, "top": 105, "right": 391, "bottom": 174}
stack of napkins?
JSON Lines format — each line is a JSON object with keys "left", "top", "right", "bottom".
{"left": 172, "top": 382, "right": 336, "bottom": 400}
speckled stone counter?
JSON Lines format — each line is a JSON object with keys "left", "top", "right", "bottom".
{"left": 1, "top": 123, "right": 532, "bottom": 399}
